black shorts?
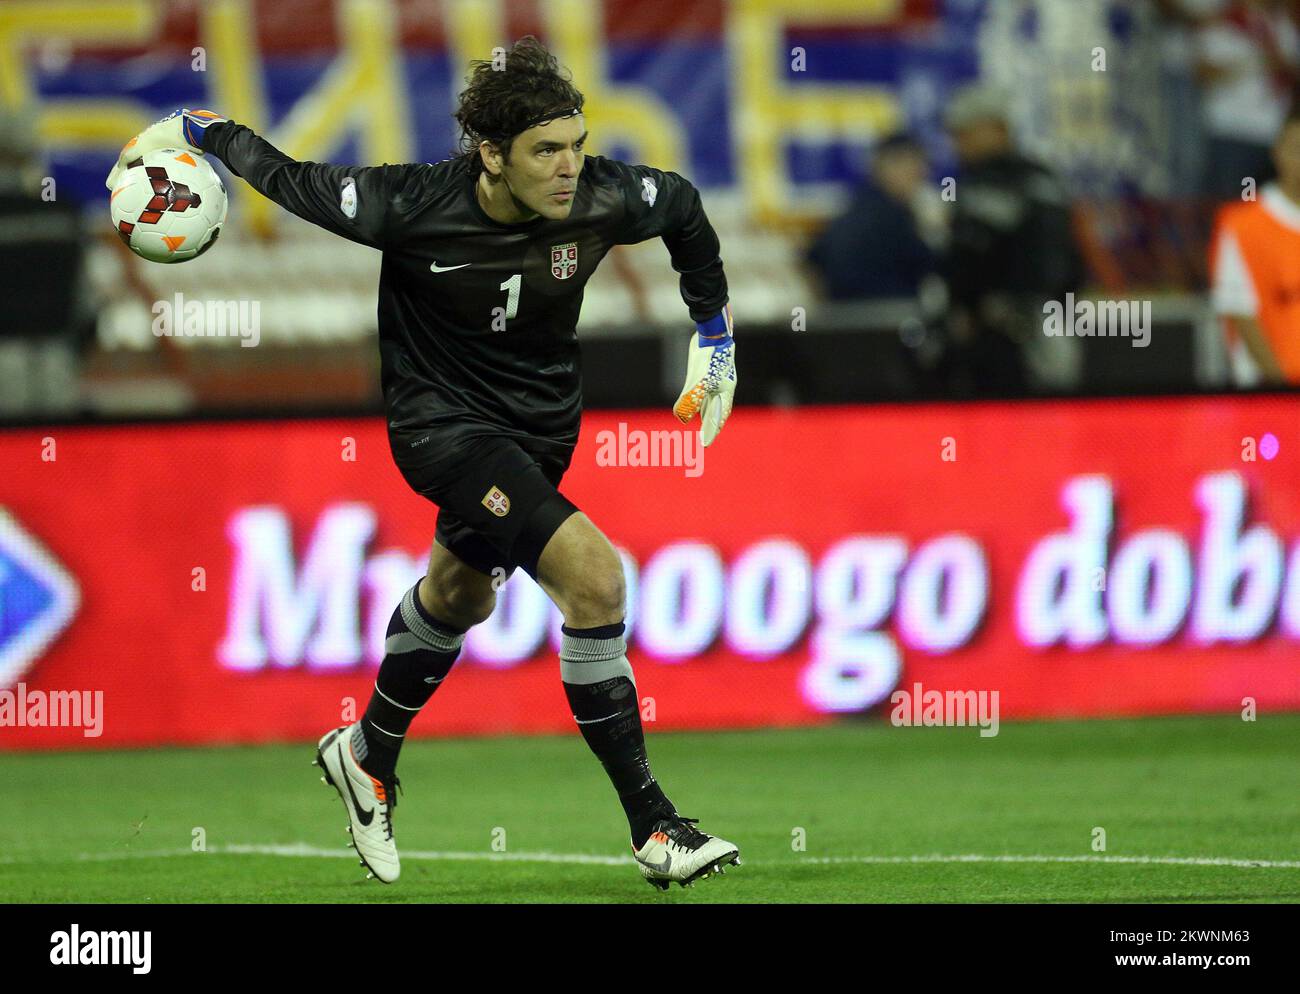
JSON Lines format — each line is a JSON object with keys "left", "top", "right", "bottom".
{"left": 388, "top": 427, "right": 579, "bottom": 579}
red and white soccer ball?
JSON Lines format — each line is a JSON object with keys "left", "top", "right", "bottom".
{"left": 109, "top": 148, "right": 227, "bottom": 263}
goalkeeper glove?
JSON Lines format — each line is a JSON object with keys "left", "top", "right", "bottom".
{"left": 673, "top": 304, "right": 736, "bottom": 447}
{"left": 105, "top": 108, "right": 227, "bottom": 191}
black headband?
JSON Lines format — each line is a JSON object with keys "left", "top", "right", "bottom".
{"left": 483, "top": 107, "right": 582, "bottom": 143}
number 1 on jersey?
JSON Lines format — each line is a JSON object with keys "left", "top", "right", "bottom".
{"left": 499, "top": 274, "right": 521, "bottom": 323}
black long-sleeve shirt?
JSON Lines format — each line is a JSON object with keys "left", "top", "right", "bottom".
{"left": 201, "top": 121, "right": 729, "bottom": 456}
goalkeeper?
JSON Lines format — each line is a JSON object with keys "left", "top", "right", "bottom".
{"left": 106, "top": 37, "right": 738, "bottom": 891}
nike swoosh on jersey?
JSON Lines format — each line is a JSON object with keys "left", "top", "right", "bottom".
{"left": 429, "top": 261, "right": 472, "bottom": 273}
{"left": 339, "top": 744, "right": 375, "bottom": 826}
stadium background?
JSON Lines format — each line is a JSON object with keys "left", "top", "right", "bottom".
{"left": 0, "top": 0, "right": 1297, "bottom": 752}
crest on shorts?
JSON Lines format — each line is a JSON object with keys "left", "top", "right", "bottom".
{"left": 551, "top": 241, "right": 578, "bottom": 280}
{"left": 481, "top": 485, "right": 510, "bottom": 517}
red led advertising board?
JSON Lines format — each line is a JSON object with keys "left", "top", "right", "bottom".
{"left": 1, "top": 396, "right": 1297, "bottom": 749}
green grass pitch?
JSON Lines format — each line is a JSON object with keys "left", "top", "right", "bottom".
{"left": 2, "top": 715, "right": 1298, "bottom": 903}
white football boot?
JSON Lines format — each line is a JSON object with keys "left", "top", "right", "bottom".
{"left": 633, "top": 814, "right": 741, "bottom": 890}
{"left": 314, "top": 725, "right": 401, "bottom": 883}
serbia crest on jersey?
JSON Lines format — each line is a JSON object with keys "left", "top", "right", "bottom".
{"left": 551, "top": 241, "right": 578, "bottom": 280}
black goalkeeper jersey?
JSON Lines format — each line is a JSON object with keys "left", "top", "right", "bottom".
{"left": 202, "top": 122, "right": 729, "bottom": 455}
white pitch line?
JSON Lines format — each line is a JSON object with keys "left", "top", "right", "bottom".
{"left": 0, "top": 844, "right": 630, "bottom": 867}
{"left": 2, "top": 845, "right": 1298, "bottom": 870}
{"left": 0, "top": 848, "right": 191, "bottom": 864}
{"left": 217, "top": 843, "right": 630, "bottom": 865}
{"left": 795, "top": 854, "right": 1300, "bottom": 870}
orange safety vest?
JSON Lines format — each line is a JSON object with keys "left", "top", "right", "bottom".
{"left": 1212, "top": 197, "right": 1300, "bottom": 381}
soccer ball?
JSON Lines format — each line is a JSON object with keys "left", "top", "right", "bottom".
{"left": 109, "top": 148, "right": 227, "bottom": 263}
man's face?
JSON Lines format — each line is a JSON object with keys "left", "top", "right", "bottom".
{"left": 492, "top": 113, "right": 587, "bottom": 220}
{"left": 875, "top": 147, "right": 928, "bottom": 201}
{"left": 950, "top": 119, "right": 1010, "bottom": 165}
{"left": 1273, "top": 120, "right": 1300, "bottom": 188}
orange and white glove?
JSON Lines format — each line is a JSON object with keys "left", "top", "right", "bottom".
{"left": 105, "top": 108, "right": 226, "bottom": 190}
{"left": 673, "top": 305, "right": 736, "bottom": 447}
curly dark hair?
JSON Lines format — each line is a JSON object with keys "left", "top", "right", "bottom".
{"left": 454, "top": 36, "right": 585, "bottom": 176}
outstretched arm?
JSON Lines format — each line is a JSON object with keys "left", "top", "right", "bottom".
{"left": 202, "top": 121, "right": 421, "bottom": 250}
{"left": 106, "top": 109, "right": 424, "bottom": 250}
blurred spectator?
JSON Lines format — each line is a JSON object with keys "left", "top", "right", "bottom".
{"left": 940, "top": 83, "right": 1085, "bottom": 396}
{"left": 1210, "top": 104, "right": 1300, "bottom": 384}
{"left": 0, "top": 107, "right": 88, "bottom": 417}
{"left": 1196, "top": 0, "right": 1300, "bottom": 199}
{"left": 1156, "top": 0, "right": 1219, "bottom": 196}
{"left": 804, "top": 133, "right": 937, "bottom": 301}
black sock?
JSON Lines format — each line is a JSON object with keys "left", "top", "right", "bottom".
{"left": 559, "top": 621, "right": 674, "bottom": 848}
{"left": 357, "top": 580, "right": 466, "bottom": 779}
